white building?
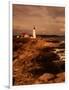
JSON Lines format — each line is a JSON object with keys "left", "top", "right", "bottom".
{"left": 24, "top": 34, "right": 29, "bottom": 38}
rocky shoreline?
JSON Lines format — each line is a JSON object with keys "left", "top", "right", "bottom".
{"left": 13, "top": 37, "right": 65, "bottom": 85}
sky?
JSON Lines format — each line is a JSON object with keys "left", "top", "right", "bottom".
{"left": 13, "top": 4, "right": 65, "bottom": 35}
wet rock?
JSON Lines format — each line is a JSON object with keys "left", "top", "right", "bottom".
{"left": 54, "top": 72, "right": 65, "bottom": 83}
{"left": 34, "top": 73, "right": 55, "bottom": 84}
{"left": 36, "top": 52, "right": 60, "bottom": 63}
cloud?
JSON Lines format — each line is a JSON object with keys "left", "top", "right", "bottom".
{"left": 13, "top": 4, "right": 65, "bottom": 35}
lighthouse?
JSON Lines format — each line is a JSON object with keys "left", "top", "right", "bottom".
{"left": 33, "top": 26, "right": 36, "bottom": 38}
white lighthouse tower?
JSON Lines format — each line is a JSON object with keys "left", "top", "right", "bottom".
{"left": 33, "top": 26, "right": 36, "bottom": 38}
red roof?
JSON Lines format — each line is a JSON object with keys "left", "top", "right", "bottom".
{"left": 21, "top": 32, "right": 29, "bottom": 35}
